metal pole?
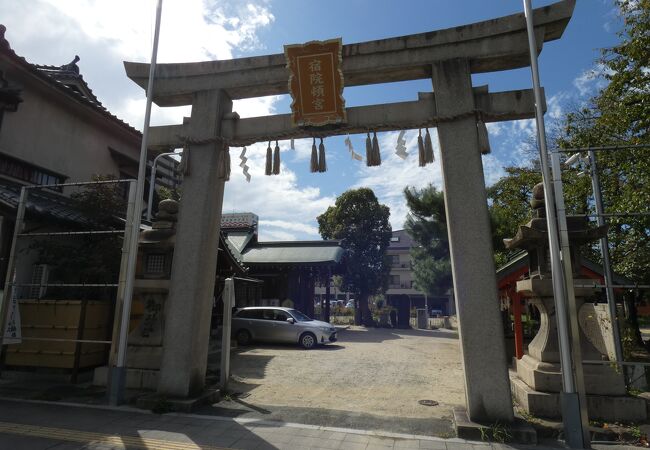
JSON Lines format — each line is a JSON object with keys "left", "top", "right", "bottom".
{"left": 110, "top": 0, "right": 163, "bottom": 405}
{"left": 523, "top": 1, "right": 588, "bottom": 447}
{"left": 220, "top": 278, "right": 234, "bottom": 390}
{"left": 146, "top": 151, "right": 177, "bottom": 222}
{"left": 108, "top": 181, "right": 137, "bottom": 405}
{"left": 550, "top": 150, "right": 591, "bottom": 447}
{"left": 588, "top": 150, "right": 624, "bottom": 362}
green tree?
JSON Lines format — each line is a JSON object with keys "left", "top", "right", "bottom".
{"left": 556, "top": 0, "right": 650, "bottom": 353}
{"left": 557, "top": 0, "right": 650, "bottom": 285}
{"left": 403, "top": 185, "right": 452, "bottom": 297}
{"left": 487, "top": 167, "right": 542, "bottom": 267}
{"left": 317, "top": 188, "right": 392, "bottom": 326}
{"left": 28, "top": 175, "right": 126, "bottom": 299}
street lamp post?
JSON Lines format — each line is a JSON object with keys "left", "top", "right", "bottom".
{"left": 108, "top": 0, "right": 163, "bottom": 406}
{"left": 146, "top": 151, "right": 179, "bottom": 222}
{"left": 523, "top": 1, "right": 590, "bottom": 447}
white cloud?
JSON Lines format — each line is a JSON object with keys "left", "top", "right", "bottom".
{"left": 259, "top": 220, "right": 320, "bottom": 236}
{"left": 38, "top": 0, "right": 274, "bottom": 63}
{"left": 223, "top": 142, "right": 335, "bottom": 241}
{"left": 1, "top": 0, "right": 276, "bottom": 129}
{"left": 1, "top": 0, "right": 338, "bottom": 242}
{"left": 572, "top": 63, "right": 612, "bottom": 97}
{"left": 353, "top": 130, "right": 443, "bottom": 231}
{"left": 233, "top": 96, "right": 283, "bottom": 119}
{"left": 547, "top": 92, "right": 568, "bottom": 120}
{"left": 486, "top": 122, "right": 504, "bottom": 137}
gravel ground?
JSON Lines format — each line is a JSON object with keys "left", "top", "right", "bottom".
{"left": 223, "top": 326, "right": 465, "bottom": 435}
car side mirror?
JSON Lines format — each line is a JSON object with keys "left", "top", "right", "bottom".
{"left": 286, "top": 318, "right": 295, "bottom": 324}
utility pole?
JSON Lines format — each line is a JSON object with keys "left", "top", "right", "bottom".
{"left": 523, "top": 1, "right": 590, "bottom": 447}
{"left": 109, "top": 0, "right": 163, "bottom": 405}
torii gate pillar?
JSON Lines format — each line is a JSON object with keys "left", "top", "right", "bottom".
{"left": 432, "top": 59, "right": 513, "bottom": 421}
{"left": 158, "top": 89, "right": 232, "bottom": 397}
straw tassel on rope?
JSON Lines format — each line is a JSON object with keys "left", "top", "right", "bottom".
{"left": 417, "top": 129, "right": 425, "bottom": 167}
{"left": 273, "top": 140, "right": 281, "bottom": 175}
{"left": 476, "top": 114, "right": 491, "bottom": 154}
{"left": 318, "top": 138, "right": 327, "bottom": 173}
{"left": 265, "top": 141, "right": 272, "bottom": 175}
{"left": 369, "top": 131, "right": 381, "bottom": 166}
{"left": 424, "top": 128, "right": 434, "bottom": 163}
{"left": 310, "top": 137, "right": 318, "bottom": 173}
{"left": 179, "top": 146, "right": 191, "bottom": 175}
{"left": 365, "top": 132, "right": 373, "bottom": 166}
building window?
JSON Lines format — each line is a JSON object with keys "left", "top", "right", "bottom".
{"left": 389, "top": 275, "right": 400, "bottom": 287}
{"left": 145, "top": 253, "right": 166, "bottom": 275}
{"left": 387, "top": 254, "right": 400, "bottom": 266}
{"left": 0, "top": 154, "right": 65, "bottom": 191}
{"left": 0, "top": 153, "right": 66, "bottom": 191}
{"left": 390, "top": 236, "right": 400, "bottom": 242}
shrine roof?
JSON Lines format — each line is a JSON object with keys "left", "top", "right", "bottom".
{"left": 241, "top": 240, "right": 343, "bottom": 266}
{"left": 496, "top": 250, "right": 632, "bottom": 287}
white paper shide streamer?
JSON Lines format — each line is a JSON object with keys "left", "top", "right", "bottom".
{"left": 239, "top": 147, "right": 251, "bottom": 182}
{"left": 344, "top": 135, "right": 363, "bottom": 161}
{"left": 395, "top": 130, "right": 408, "bottom": 159}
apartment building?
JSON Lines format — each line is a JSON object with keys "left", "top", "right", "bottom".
{"left": 385, "top": 229, "right": 454, "bottom": 316}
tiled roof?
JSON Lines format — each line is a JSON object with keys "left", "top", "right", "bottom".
{"left": 0, "top": 24, "right": 141, "bottom": 138}
{"left": 0, "top": 181, "right": 95, "bottom": 226}
{"left": 241, "top": 241, "right": 344, "bottom": 265}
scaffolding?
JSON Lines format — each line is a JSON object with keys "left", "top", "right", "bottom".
{"left": 0, "top": 179, "right": 136, "bottom": 384}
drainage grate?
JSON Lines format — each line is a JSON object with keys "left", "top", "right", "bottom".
{"left": 418, "top": 399, "right": 439, "bottom": 407}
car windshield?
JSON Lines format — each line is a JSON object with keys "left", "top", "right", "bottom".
{"left": 288, "top": 309, "right": 313, "bottom": 322}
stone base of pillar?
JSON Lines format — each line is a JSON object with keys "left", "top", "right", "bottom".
{"left": 135, "top": 388, "right": 221, "bottom": 413}
{"left": 515, "top": 355, "right": 626, "bottom": 396}
{"left": 511, "top": 377, "right": 646, "bottom": 422}
{"left": 93, "top": 365, "right": 160, "bottom": 391}
{"left": 453, "top": 407, "right": 537, "bottom": 444}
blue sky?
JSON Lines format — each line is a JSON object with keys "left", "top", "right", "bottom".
{"left": 0, "top": 1, "right": 622, "bottom": 241}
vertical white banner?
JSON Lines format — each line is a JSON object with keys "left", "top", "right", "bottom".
{"left": 2, "top": 288, "right": 21, "bottom": 345}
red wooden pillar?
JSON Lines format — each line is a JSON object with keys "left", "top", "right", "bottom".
{"left": 512, "top": 290, "right": 524, "bottom": 360}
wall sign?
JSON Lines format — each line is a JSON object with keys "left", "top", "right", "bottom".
{"left": 284, "top": 38, "right": 346, "bottom": 127}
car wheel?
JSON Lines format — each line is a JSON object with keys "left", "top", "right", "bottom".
{"left": 236, "top": 329, "right": 252, "bottom": 346}
{"left": 299, "top": 332, "right": 317, "bottom": 349}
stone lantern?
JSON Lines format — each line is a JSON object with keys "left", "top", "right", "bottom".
{"left": 507, "top": 183, "right": 645, "bottom": 422}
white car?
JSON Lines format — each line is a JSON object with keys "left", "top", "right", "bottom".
{"left": 232, "top": 307, "right": 338, "bottom": 349}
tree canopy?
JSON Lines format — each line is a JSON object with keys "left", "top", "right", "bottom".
{"left": 317, "top": 188, "right": 392, "bottom": 325}
{"left": 403, "top": 185, "right": 452, "bottom": 297}
{"left": 555, "top": 0, "right": 650, "bottom": 284}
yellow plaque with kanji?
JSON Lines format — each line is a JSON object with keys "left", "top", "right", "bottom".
{"left": 284, "top": 38, "right": 346, "bottom": 127}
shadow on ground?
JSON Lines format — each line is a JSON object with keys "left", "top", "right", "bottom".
{"left": 339, "top": 326, "right": 458, "bottom": 343}
{"left": 195, "top": 400, "right": 456, "bottom": 438}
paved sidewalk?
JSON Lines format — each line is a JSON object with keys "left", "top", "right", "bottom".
{"left": 0, "top": 398, "right": 640, "bottom": 449}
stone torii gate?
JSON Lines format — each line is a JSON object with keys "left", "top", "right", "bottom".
{"left": 125, "top": 0, "right": 575, "bottom": 423}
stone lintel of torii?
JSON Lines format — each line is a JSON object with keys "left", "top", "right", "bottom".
{"left": 123, "top": 0, "right": 575, "bottom": 424}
